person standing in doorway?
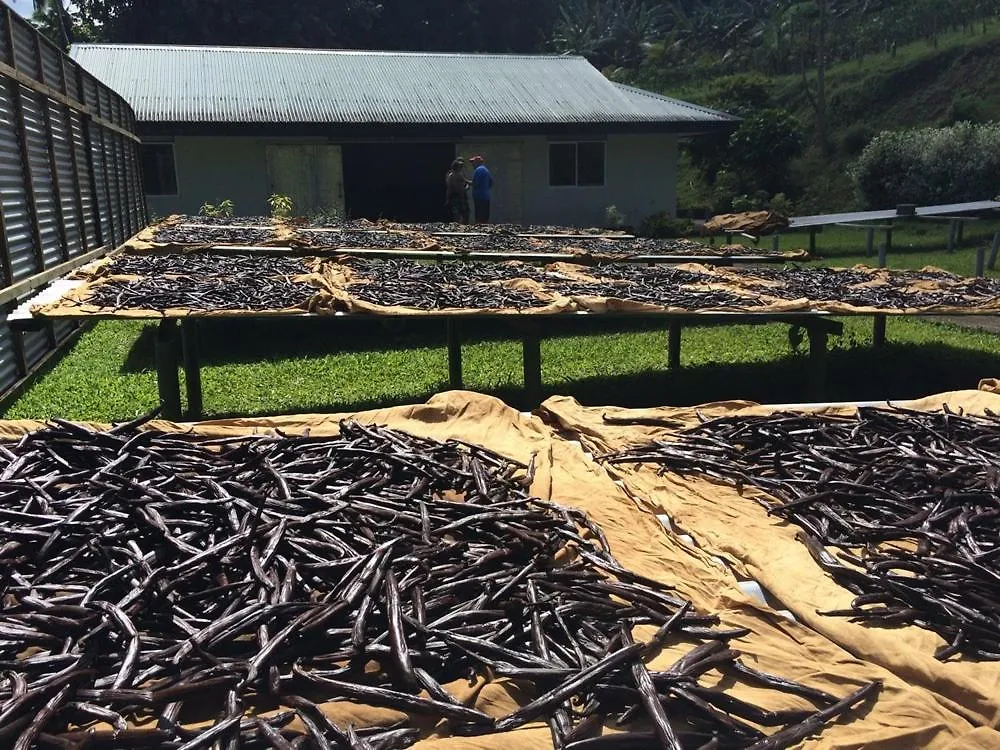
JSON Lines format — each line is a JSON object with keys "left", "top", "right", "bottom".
{"left": 445, "top": 158, "right": 470, "bottom": 224}
{"left": 469, "top": 155, "right": 493, "bottom": 224}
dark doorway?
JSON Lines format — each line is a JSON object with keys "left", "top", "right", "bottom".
{"left": 341, "top": 142, "right": 456, "bottom": 222}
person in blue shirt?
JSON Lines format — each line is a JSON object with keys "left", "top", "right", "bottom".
{"left": 469, "top": 155, "right": 494, "bottom": 224}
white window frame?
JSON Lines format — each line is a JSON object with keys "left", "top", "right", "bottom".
{"left": 548, "top": 140, "right": 606, "bottom": 188}
{"left": 141, "top": 142, "right": 179, "bottom": 197}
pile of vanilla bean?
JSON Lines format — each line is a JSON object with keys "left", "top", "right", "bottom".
{"left": 605, "top": 406, "right": 1000, "bottom": 660}
{"left": 153, "top": 226, "right": 278, "bottom": 246}
{"left": 105, "top": 253, "right": 309, "bottom": 279}
{"left": 0, "top": 419, "right": 878, "bottom": 748}
{"left": 734, "top": 267, "right": 1000, "bottom": 309}
{"left": 87, "top": 275, "right": 320, "bottom": 311}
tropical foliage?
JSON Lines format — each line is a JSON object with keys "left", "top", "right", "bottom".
{"left": 850, "top": 122, "right": 1000, "bottom": 207}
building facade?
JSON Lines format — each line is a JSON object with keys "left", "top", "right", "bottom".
{"left": 71, "top": 45, "right": 736, "bottom": 227}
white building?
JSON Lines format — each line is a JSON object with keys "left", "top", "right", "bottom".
{"left": 70, "top": 44, "right": 736, "bottom": 226}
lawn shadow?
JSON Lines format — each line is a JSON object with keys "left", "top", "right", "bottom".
{"left": 119, "top": 317, "right": 672, "bottom": 373}
{"left": 193, "top": 338, "right": 1000, "bottom": 420}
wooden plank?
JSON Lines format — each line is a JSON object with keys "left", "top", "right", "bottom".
{"left": 667, "top": 320, "right": 681, "bottom": 370}
{"left": 446, "top": 318, "right": 462, "bottom": 389}
{"left": 521, "top": 325, "right": 542, "bottom": 408}
{"left": 181, "top": 319, "right": 203, "bottom": 419}
{"left": 807, "top": 325, "right": 828, "bottom": 400}
{"left": 988, "top": 232, "right": 1000, "bottom": 271}
{"left": 155, "top": 319, "right": 181, "bottom": 420}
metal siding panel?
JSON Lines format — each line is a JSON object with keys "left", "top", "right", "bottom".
{"left": 125, "top": 139, "right": 139, "bottom": 233}
{"left": 51, "top": 102, "right": 82, "bottom": 256}
{"left": 52, "top": 319, "right": 77, "bottom": 343}
{"left": 40, "top": 43, "right": 63, "bottom": 89}
{"left": 21, "top": 328, "right": 49, "bottom": 368}
{"left": 0, "top": 12, "right": 9, "bottom": 67}
{"left": 0, "top": 319, "right": 20, "bottom": 393}
{"left": 64, "top": 60, "right": 81, "bottom": 100}
{"left": 10, "top": 21, "right": 38, "bottom": 76}
{"left": 82, "top": 74, "right": 99, "bottom": 110}
{"left": 71, "top": 113, "right": 96, "bottom": 247}
{"left": 90, "top": 129, "right": 112, "bottom": 246}
{"left": 20, "top": 89, "right": 60, "bottom": 268}
{"left": 0, "top": 81, "right": 37, "bottom": 282}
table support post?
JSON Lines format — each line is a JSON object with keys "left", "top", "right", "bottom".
{"left": 807, "top": 325, "right": 828, "bottom": 401}
{"left": 155, "top": 319, "right": 181, "bottom": 421}
{"left": 947, "top": 219, "right": 958, "bottom": 253}
{"left": 874, "top": 239, "right": 888, "bottom": 348}
{"left": 865, "top": 227, "right": 875, "bottom": 257}
{"left": 446, "top": 318, "right": 462, "bottom": 389}
{"left": 809, "top": 229, "right": 817, "bottom": 255}
{"left": 667, "top": 320, "right": 681, "bottom": 370}
{"left": 988, "top": 231, "right": 1000, "bottom": 271}
{"left": 181, "top": 319, "right": 203, "bottom": 420}
{"left": 521, "top": 323, "right": 542, "bottom": 408}
{"left": 873, "top": 316, "right": 887, "bottom": 348}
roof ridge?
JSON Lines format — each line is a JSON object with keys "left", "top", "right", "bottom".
{"left": 70, "top": 43, "right": 586, "bottom": 61}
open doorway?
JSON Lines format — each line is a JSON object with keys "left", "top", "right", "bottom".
{"left": 341, "top": 142, "right": 456, "bottom": 222}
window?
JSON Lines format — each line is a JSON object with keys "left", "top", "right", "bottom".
{"left": 141, "top": 144, "right": 178, "bottom": 196}
{"left": 548, "top": 141, "right": 605, "bottom": 187}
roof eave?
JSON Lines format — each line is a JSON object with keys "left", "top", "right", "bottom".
{"left": 136, "top": 120, "right": 738, "bottom": 138}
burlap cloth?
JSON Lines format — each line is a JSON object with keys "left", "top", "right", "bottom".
{"left": 0, "top": 391, "right": 992, "bottom": 746}
{"left": 538, "top": 382, "right": 1000, "bottom": 733}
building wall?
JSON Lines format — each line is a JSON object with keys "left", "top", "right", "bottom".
{"left": 146, "top": 136, "right": 328, "bottom": 218}
{"left": 518, "top": 134, "right": 677, "bottom": 227}
{"left": 148, "top": 132, "right": 679, "bottom": 227}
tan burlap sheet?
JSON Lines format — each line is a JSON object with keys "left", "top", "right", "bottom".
{"left": 0, "top": 391, "right": 994, "bottom": 746}
{"left": 538, "top": 384, "right": 1000, "bottom": 730}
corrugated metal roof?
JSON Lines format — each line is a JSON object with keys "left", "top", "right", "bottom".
{"left": 70, "top": 44, "right": 737, "bottom": 128}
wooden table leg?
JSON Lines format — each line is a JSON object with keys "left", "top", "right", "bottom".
{"left": 873, "top": 316, "right": 887, "bottom": 348}
{"left": 807, "top": 325, "right": 828, "bottom": 401}
{"left": 667, "top": 320, "right": 681, "bottom": 370}
{"left": 181, "top": 319, "right": 203, "bottom": 419}
{"left": 446, "top": 318, "right": 462, "bottom": 389}
{"left": 155, "top": 319, "right": 181, "bottom": 420}
{"left": 521, "top": 323, "right": 542, "bottom": 408}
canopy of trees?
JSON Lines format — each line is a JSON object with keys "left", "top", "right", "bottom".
{"left": 37, "top": 0, "right": 557, "bottom": 52}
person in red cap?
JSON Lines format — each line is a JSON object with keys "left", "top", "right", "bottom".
{"left": 469, "top": 155, "right": 493, "bottom": 224}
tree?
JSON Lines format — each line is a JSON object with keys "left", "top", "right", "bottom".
{"left": 31, "top": 0, "right": 78, "bottom": 49}
{"left": 551, "top": 0, "right": 666, "bottom": 68}
{"left": 72, "top": 0, "right": 558, "bottom": 53}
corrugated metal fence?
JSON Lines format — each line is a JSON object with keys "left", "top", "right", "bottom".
{"left": 0, "top": 8, "right": 145, "bottom": 399}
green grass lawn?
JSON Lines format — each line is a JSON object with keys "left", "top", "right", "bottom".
{"left": 5, "top": 313, "right": 1000, "bottom": 423}
{"left": 766, "top": 218, "right": 1000, "bottom": 276}
{"left": 7, "top": 217, "right": 1000, "bottom": 423}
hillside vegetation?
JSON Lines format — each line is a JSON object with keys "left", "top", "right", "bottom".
{"left": 633, "top": 23, "right": 1000, "bottom": 214}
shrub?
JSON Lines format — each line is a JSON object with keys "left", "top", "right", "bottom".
{"left": 768, "top": 192, "right": 795, "bottom": 216}
{"left": 726, "top": 109, "right": 804, "bottom": 196}
{"left": 949, "top": 95, "right": 996, "bottom": 125}
{"left": 268, "top": 194, "right": 294, "bottom": 219}
{"left": 199, "top": 199, "right": 235, "bottom": 218}
{"left": 841, "top": 123, "right": 874, "bottom": 156}
{"left": 603, "top": 204, "right": 626, "bottom": 229}
{"left": 850, "top": 122, "right": 1000, "bottom": 208}
{"left": 638, "top": 211, "right": 694, "bottom": 238}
